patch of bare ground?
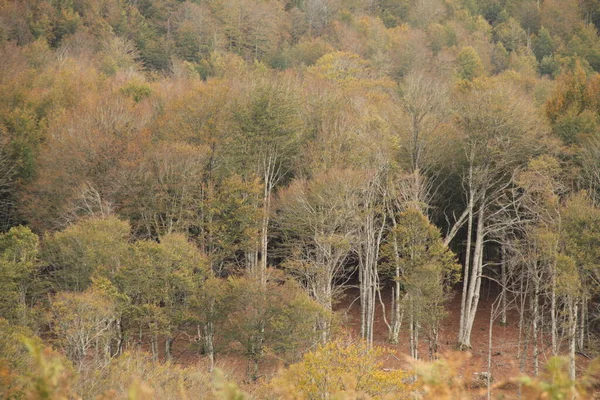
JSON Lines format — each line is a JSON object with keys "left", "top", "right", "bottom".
{"left": 163, "top": 285, "right": 592, "bottom": 397}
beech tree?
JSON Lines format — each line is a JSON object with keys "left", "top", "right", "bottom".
{"left": 125, "top": 142, "right": 207, "bottom": 238}
{"left": 382, "top": 208, "right": 459, "bottom": 357}
{"left": 276, "top": 168, "right": 362, "bottom": 342}
{"left": 48, "top": 281, "right": 118, "bottom": 371}
{"left": 42, "top": 217, "right": 130, "bottom": 292}
{"left": 270, "top": 340, "right": 416, "bottom": 399}
{"left": 117, "top": 233, "right": 207, "bottom": 361}
{"left": 560, "top": 192, "right": 600, "bottom": 378}
{"left": 352, "top": 168, "right": 388, "bottom": 347}
{"left": 448, "top": 83, "right": 549, "bottom": 349}
{"left": 211, "top": 0, "right": 288, "bottom": 61}
{"left": 223, "top": 270, "right": 326, "bottom": 380}
{"left": 0, "top": 226, "right": 39, "bottom": 325}
{"left": 188, "top": 276, "right": 231, "bottom": 372}
{"left": 515, "top": 155, "right": 564, "bottom": 364}
{"left": 229, "top": 79, "right": 304, "bottom": 285}
{"left": 395, "top": 70, "right": 450, "bottom": 208}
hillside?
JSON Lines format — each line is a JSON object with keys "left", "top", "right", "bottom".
{"left": 1, "top": 0, "right": 600, "bottom": 398}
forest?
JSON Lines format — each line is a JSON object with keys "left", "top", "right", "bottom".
{"left": 2, "top": 0, "right": 600, "bottom": 398}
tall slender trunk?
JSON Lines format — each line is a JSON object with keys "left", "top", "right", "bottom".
{"left": 115, "top": 317, "right": 124, "bottom": 357}
{"left": 579, "top": 296, "right": 586, "bottom": 351}
{"left": 203, "top": 322, "right": 215, "bottom": 372}
{"left": 151, "top": 335, "right": 158, "bottom": 362}
{"left": 501, "top": 245, "right": 507, "bottom": 325}
{"left": 487, "top": 303, "right": 494, "bottom": 400}
{"left": 259, "top": 164, "right": 272, "bottom": 288}
{"left": 389, "top": 217, "right": 403, "bottom": 344}
{"left": 568, "top": 296, "right": 578, "bottom": 381}
{"left": 517, "top": 272, "right": 528, "bottom": 371}
{"left": 532, "top": 276, "right": 539, "bottom": 376}
{"left": 316, "top": 267, "right": 333, "bottom": 344}
{"left": 409, "top": 297, "right": 418, "bottom": 360}
{"left": 358, "top": 184, "right": 385, "bottom": 347}
{"left": 460, "top": 191, "right": 486, "bottom": 349}
{"left": 165, "top": 336, "right": 173, "bottom": 362}
{"left": 551, "top": 264, "right": 558, "bottom": 355}
{"left": 459, "top": 168, "right": 475, "bottom": 348}
{"left": 428, "top": 327, "right": 438, "bottom": 360}
{"left": 518, "top": 270, "right": 531, "bottom": 374}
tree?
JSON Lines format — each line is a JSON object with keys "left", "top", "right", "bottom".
{"left": 0, "top": 226, "right": 39, "bottom": 325}
{"left": 229, "top": 79, "right": 304, "bottom": 285}
{"left": 42, "top": 217, "right": 130, "bottom": 292}
{"left": 533, "top": 27, "right": 556, "bottom": 62}
{"left": 560, "top": 191, "right": 600, "bottom": 377}
{"left": 125, "top": 142, "right": 207, "bottom": 238}
{"left": 269, "top": 340, "right": 416, "bottom": 399}
{"left": 23, "top": 84, "right": 150, "bottom": 231}
{"left": 491, "top": 42, "right": 510, "bottom": 74}
{"left": 276, "top": 168, "right": 362, "bottom": 342}
{"left": 515, "top": 155, "right": 564, "bottom": 361}
{"left": 354, "top": 169, "right": 387, "bottom": 347}
{"left": 456, "top": 46, "right": 484, "bottom": 82}
{"left": 493, "top": 18, "right": 527, "bottom": 53}
{"left": 172, "top": 2, "right": 221, "bottom": 63}
{"left": 188, "top": 276, "right": 231, "bottom": 372}
{"left": 223, "top": 270, "right": 326, "bottom": 380}
{"left": 150, "top": 77, "right": 260, "bottom": 274}
{"left": 211, "top": 0, "right": 288, "bottom": 61}
{"left": 540, "top": 0, "right": 584, "bottom": 41}
{"left": 0, "top": 137, "right": 18, "bottom": 231}
{"left": 381, "top": 208, "right": 459, "bottom": 357}
{"left": 395, "top": 70, "right": 450, "bottom": 208}
{"left": 48, "top": 281, "right": 118, "bottom": 371}
{"left": 447, "top": 83, "right": 550, "bottom": 349}
{"left": 117, "top": 233, "right": 208, "bottom": 361}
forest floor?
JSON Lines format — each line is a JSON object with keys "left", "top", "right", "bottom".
{"left": 170, "top": 284, "right": 592, "bottom": 398}
{"left": 335, "top": 285, "right": 525, "bottom": 398}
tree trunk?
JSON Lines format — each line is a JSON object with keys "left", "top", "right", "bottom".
{"left": 358, "top": 184, "right": 385, "bottom": 347}
{"left": 151, "top": 335, "right": 158, "bottom": 362}
{"left": 428, "top": 327, "right": 438, "bottom": 360}
{"left": 409, "top": 297, "right": 418, "bottom": 360}
{"left": 259, "top": 166, "right": 272, "bottom": 288}
{"left": 487, "top": 303, "right": 494, "bottom": 400}
{"left": 532, "top": 276, "right": 539, "bottom": 376}
{"left": 568, "top": 296, "right": 578, "bottom": 381}
{"left": 579, "top": 296, "right": 586, "bottom": 351}
{"left": 501, "top": 245, "right": 507, "bottom": 325}
{"left": 165, "top": 336, "right": 173, "bottom": 362}
{"left": 459, "top": 192, "right": 486, "bottom": 349}
{"left": 389, "top": 219, "right": 403, "bottom": 344}
{"left": 551, "top": 265, "right": 558, "bottom": 355}
{"left": 203, "top": 322, "right": 215, "bottom": 372}
{"left": 458, "top": 171, "right": 475, "bottom": 348}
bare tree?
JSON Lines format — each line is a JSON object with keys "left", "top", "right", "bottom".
{"left": 0, "top": 137, "right": 17, "bottom": 231}
{"left": 395, "top": 70, "right": 449, "bottom": 211}
{"left": 355, "top": 169, "right": 387, "bottom": 346}
{"left": 276, "top": 169, "right": 362, "bottom": 342}
{"left": 447, "top": 86, "right": 549, "bottom": 349}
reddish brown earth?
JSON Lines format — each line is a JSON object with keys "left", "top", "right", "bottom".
{"left": 166, "top": 285, "right": 592, "bottom": 397}
{"left": 336, "top": 287, "right": 523, "bottom": 385}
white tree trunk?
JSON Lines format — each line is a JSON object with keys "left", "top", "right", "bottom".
{"left": 551, "top": 264, "right": 558, "bottom": 355}
{"left": 532, "top": 276, "right": 539, "bottom": 376}
{"left": 459, "top": 192, "right": 486, "bottom": 349}
{"left": 389, "top": 218, "right": 403, "bottom": 344}
{"left": 458, "top": 168, "right": 475, "bottom": 348}
{"left": 501, "top": 245, "right": 507, "bottom": 325}
{"left": 568, "top": 296, "right": 578, "bottom": 381}
{"left": 357, "top": 179, "right": 385, "bottom": 347}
